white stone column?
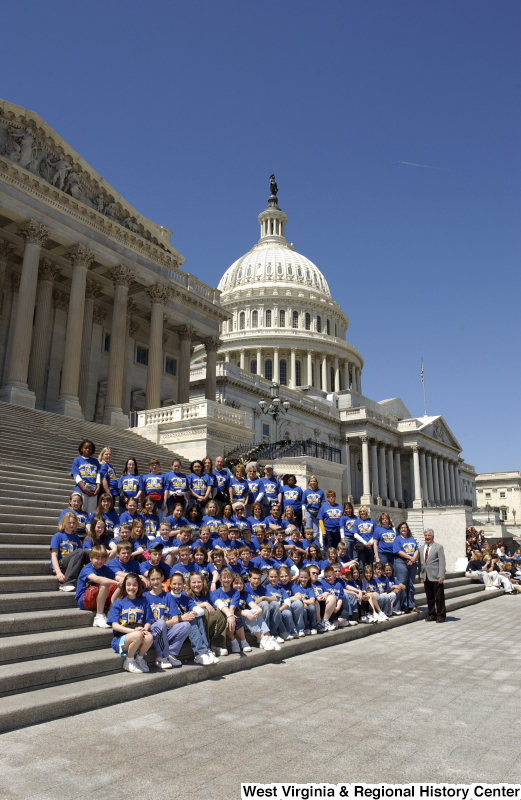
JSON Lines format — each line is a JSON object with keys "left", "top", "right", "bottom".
{"left": 371, "top": 441, "right": 380, "bottom": 500}
{"left": 343, "top": 438, "right": 353, "bottom": 502}
{"left": 177, "top": 324, "right": 194, "bottom": 404}
{"left": 28, "top": 260, "right": 61, "bottom": 409}
{"left": 412, "top": 447, "right": 422, "bottom": 508}
{"left": 0, "top": 240, "right": 15, "bottom": 317}
{"left": 394, "top": 450, "right": 403, "bottom": 505}
{"left": 225, "top": 351, "right": 230, "bottom": 363}
{"left": 273, "top": 347, "right": 279, "bottom": 383}
{"left": 78, "top": 279, "right": 103, "bottom": 414}
{"left": 122, "top": 299, "right": 138, "bottom": 412}
{"left": 256, "top": 347, "right": 263, "bottom": 378}
{"left": 449, "top": 462, "right": 457, "bottom": 505}
{"left": 145, "top": 284, "right": 169, "bottom": 410}
{"left": 432, "top": 456, "right": 440, "bottom": 503}
{"left": 455, "top": 466, "right": 462, "bottom": 504}
{"left": 321, "top": 355, "right": 328, "bottom": 392}
{"left": 444, "top": 459, "right": 451, "bottom": 505}
{"left": 387, "top": 446, "right": 396, "bottom": 506}
{"left": 0, "top": 272, "right": 20, "bottom": 386}
{"left": 361, "top": 436, "right": 371, "bottom": 503}
{"left": 343, "top": 360, "right": 350, "bottom": 391}
{"left": 103, "top": 265, "right": 134, "bottom": 426}
{"left": 307, "top": 350, "right": 313, "bottom": 386}
{"left": 239, "top": 349, "right": 245, "bottom": 371}
{"left": 420, "top": 449, "right": 428, "bottom": 506}
{"left": 54, "top": 244, "right": 95, "bottom": 418}
{"left": 426, "top": 454, "right": 435, "bottom": 505}
{"left": 378, "top": 445, "right": 387, "bottom": 504}
{"left": 334, "top": 356, "right": 340, "bottom": 392}
{"left": 0, "top": 220, "right": 49, "bottom": 407}
{"left": 290, "top": 348, "right": 296, "bottom": 389}
{"left": 204, "top": 337, "right": 220, "bottom": 401}
{"left": 438, "top": 458, "right": 446, "bottom": 505}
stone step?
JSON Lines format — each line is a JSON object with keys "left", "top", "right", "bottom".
{"left": 0, "top": 625, "right": 111, "bottom": 664}
{"left": 0, "top": 513, "right": 59, "bottom": 527}
{"left": 0, "top": 606, "right": 92, "bottom": 636}
{"left": 0, "top": 475, "right": 72, "bottom": 492}
{"left": 0, "top": 560, "right": 50, "bottom": 576}
{"left": 414, "top": 582, "right": 485, "bottom": 605}
{"left": 0, "top": 544, "right": 50, "bottom": 559}
{"left": 0, "top": 532, "right": 53, "bottom": 545}
{"left": 0, "top": 496, "right": 69, "bottom": 512}
{"left": 0, "top": 586, "right": 504, "bottom": 733}
{"left": 0, "top": 590, "right": 76, "bottom": 613}
{"left": 0, "top": 574, "right": 58, "bottom": 593}
{"left": 0, "top": 522, "right": 58, "bottom": 534}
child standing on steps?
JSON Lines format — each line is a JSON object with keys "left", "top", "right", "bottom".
{"left": 107, "top": 573, "right": 154, "bottom": 674}
{"left": 70, "top": 439, "right": 99, "bottom": 515}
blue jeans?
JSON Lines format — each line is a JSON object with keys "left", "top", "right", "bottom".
{"left": 242, "top": 615, "right": 270, "bottom": 636}
{"left": 394, "top": 558, "right": 417, "bottom": 609}
{"left": 187, "top": 616, "right": 210, "bottom": 656}
{"left": 332, "top": 595, "right": 357, "bottom": 621}
{"left": 357, "top": 545, "right": 374, "bottom": 568}
{"left": 325, "top": 530, "right": 341, "bottom": 550}
{"left": 344, "top": 538, "right": 355, "bottom": 561}
{"left": 259, "top": 600, "right": 284, "bottom": 637}
{"left": 303, "top": 603, "right": 317, "bottom": 629}
{"left": 289, "top": 599, "right": 305, "bottom": 633}
{"left": 377, "top": 551, "right": 394, "bottom": 567}
{"left": 304, "top": 510, "right": 320, "bottom": 538}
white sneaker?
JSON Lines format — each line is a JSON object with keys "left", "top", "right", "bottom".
{"left": 123, "top": 657, "right": 143, "bottom": 673}
{"left": 240, "top": 641, "right": 252, "bottom": 652}
{"left": 270, "top": 637, "right": 282, "bottom": 650}
{"left": 336, "top": 618, "right": 348, "bottom": 628}
{"left": 298, "top": 631, "right": 306, "bottom": 637}
{"left": 212, "top": 646, "right": 228, "bottom": 657}
{"left": 59, "top": 583, "right": 75, "bottom": 592}
{"left": 155, "top": 657, "right": 172, "bottom": 670}
{"left": 194, "top": 652, "right": 214, "bottom": 666}
{"left": 348, "top": 619, "right": 359, "bottom": 626}
{"left": 135, "top": 655, "right": 150, "bottom": 672}
{"left": 275, "top": 636, "right": 284, "bottom": 644}
{"left": 259, "top": 635, "right": 275, "bottom": 651}
{"left": 92, "top": 614, "right": 111, "bottom": 628}
{"left": 310, "top": 628, "right": 318, "bottom": 635}
{"left": 360, "top": 615, "right": 370, "bottom": 624}
{"left": 280, "top": 631, "right": 294, "bottom": 641}
{"left": 303, "top": 629, "right": 311, "bottom": 635}
{"left": 324, "top": 619, "right": 337, "bottom": 631}
{"left": 392, "top": 610, "right": 405, "bottom": 616}
{"left": 207, "top": 649, "right": 220, "bottom": 663}
{"left": 378, "top": 612, "right": 388, "bottom": 622}
{"left": 167, "top": 655, "right": 182, "bottom": 667}
{"left": 230, "top": 639, "right": 241, "bottom": 654}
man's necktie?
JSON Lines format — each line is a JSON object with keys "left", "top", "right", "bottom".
{"left": 425, "top": 545, "right": 430, "bottom": 562}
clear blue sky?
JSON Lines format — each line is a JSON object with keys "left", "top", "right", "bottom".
{"left": 3, "top": 1, "right": 520, "bottom": 473}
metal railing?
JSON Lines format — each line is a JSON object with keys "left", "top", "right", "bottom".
{"left": 225, "top": 439, "right": 342, "bottom": 468}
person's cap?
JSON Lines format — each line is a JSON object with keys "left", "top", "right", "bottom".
{"left": 264, "top": 464, "right": 274, "bottom": 470}
{"left": 340, "top": 566, "right": 351, "bottom": 575}
{"left": 150, "top": 543, "right": 164, "bottom": 551}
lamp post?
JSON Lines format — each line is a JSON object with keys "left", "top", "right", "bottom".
{"left": 486, "top": 502, "right": 491, "bottom": 523}
{"left": 513, "top": 509, "right": 517, "bottom": 527}
{"left": 258, "top": 382, "right": 290, "bottom": 441}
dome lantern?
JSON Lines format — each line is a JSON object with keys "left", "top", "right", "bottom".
{"left": 258, "top": 175, "right": 288, "bottom": 243}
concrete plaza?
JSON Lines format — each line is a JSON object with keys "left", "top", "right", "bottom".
{"left": 0, "top": 594, "right": 519, "bottom": 800}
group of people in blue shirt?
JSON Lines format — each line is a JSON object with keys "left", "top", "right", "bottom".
{"left": 50, "top": 439, "right": 422, "bottom": 674}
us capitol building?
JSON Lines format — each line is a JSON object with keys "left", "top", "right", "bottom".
{"left": 0, "top": 98, "right": 477, "bottom": 555}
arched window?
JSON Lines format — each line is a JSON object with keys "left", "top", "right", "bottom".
{"left": 292, "top": 310, "right": 299, "bottom": 329}
{"left": 316, "top": 316, "right": 322, "bottom": 333}
{"left": 252, "top": 310, "right": 258, "bottom": 327}
{"left": 330, "top": 366, "right": 335, "bottom": 392}
{"left": 265, "top": 309, "right": 272, "bottom": 327}
{"left": 239, "top": 311, "right": 245, "bottom": 330}
{"left": 305, "top": 312, "right": 311, "bottom": 331}
{"left": 264, "top": 359, "right": 273, "bottom": 381}
{"left": 251, "top": 359, "right": 257, "bottom": 375}
{"left": 326, "top": 319, "right": 330, "bottom": 335}
{"left": 279, "top": 359, "right": 287, "bottom": 385}
{"left": 279, "top": 309, "right": 285, "bottom": 327}
{"left": 296, "top": 360, "right": 301, "bottom": 386}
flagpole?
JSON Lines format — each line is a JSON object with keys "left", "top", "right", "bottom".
{"left": 421, "top": 358, "right": 428, "bottom": 416}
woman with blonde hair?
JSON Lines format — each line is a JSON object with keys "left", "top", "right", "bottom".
{"left": 373, "top": 512, "right": 397, "bottom": 567}
{"left": 353, "top": 505, "right": 378, "bottom": 568}
{"left": 302, "top": 475, "right": 325, "bottom": 538}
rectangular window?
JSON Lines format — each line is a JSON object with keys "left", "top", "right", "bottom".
{"left": 136, "top": 346, "right": 149, "bottom": 366}
{"left": 485, "top": 492, "right": 491, "bottom": 499}
{"left": 500, "top": 492, "right": 506, "bottom": 498}
{"left": 501, "top": 508, "right": 508, "bottom": 521}
{"left": 262, "top": 423, "right": 270, "bottom": 443}
{"left": 104, "top": 334, "right": 110, "bottom": 353}
{"left": 165, "top": 357, "right": 177, "bottom": 376}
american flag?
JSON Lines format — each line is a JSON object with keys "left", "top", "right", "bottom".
{"left": 421, "top": 359, "right": 424, "bottom": 385}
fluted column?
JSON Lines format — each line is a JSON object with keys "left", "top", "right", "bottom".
{"left": 54, "top": 245, "right": 95, "bottom": 418}
{"left": 343, "top": 360, "right": 350, "bottom": 390}
{"left": 204, "top": 337, "right": 220, "bottom": 401}
{"left": 256, "top": 347, "right": 263, "bottom": 378}
{"left": 420, "top": 450, "right": 428, "bottom": 506}
{"left": 378, "top": 445, "right": 387, "bottom": 504}
{"left": 145, "top": 285, "right": 169, "bottom": 410}
{"left": 78, "top": 279, "right": 103, "bottom": 414}
{"left": 239, "top": 349, "right": 245, "bottom": 371}
{"left": 449, "top": 462, "right": 457, "bottom": 506}
{"left": 426, "top": 454, "right": 434, "bottom": 505}
{"left": 455, "top": 465, "right": 462, "bottom": 504}
{"left": 361, "top": 436, "right": 371, "bottom": 502}
{"left": 273, "top": 347, "right": 279, "bottom": 383}
{"left": 371, "top": 441, "right": 380, "bottom": 500}
{"left": 334, "top": 356, "right": 340, "bottom": 392}
{"left": 28, "top": 260, "right": 61, "bottom": 409}
{"left": 0, "top": 272, "right": 20, "bottom": 386}
{"left": 412, "top": 447, "right": 422, "bottom": 508}
{"left": 0, "top": 240, "right": 15, "bottom": 317}
{"left": 432, "top": 456, "right": 440, "bottom": 503}
{"left": 394, "top": 450, "right": 403, "bottom": 505}
{"left": 387, "top": 446, "right": 396, "bottom": 506}
{"left": 321, "top": 355, "right": 328, "bottom": 392}
{"left": 307, "top": 350, "right": 313, "bottom": 386}
{"left": 103, "top": 266, "right": 134, "bottom": 426}
{"left": 438, "top": 458, "right": 446, "bottom": 505}
{"left": 290, "top": 348, "right": 296, "bottom": 389}
{"left": 444, "top": 459, "right": 451, "bottom": 505}
{"left": 1, "top": 221, "right": 49, "bottom": 407}
{"left": 177, "top": 324, "right": 194, "bottom": 404}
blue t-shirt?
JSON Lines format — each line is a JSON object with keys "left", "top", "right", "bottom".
{"left": 163, "top": 514, "right": 189, "bottom": 531}
{"left": 340, "top": 515, "right": 357, "bottom": 537}
{"left": 188, "top": 474, "right": 208, "bottom": 497}
{"left": 212, "top": 469, "right": 230, "bottom": 493}
{"left": 88, "top": 511, "right": 119, "bottom": 535}
{"left": 201, "top": 515, "right": 223, "bottom": 534}
{"left": 58, "top": 509, "right": 88, "bottom": 536}
{"left": 309, "top": 580, "right": 326, "bottom": 598}
{"left": 118, "top": 474, "right": 143, "bottom": 499}
{"left": 392, "top": 536, "right": 418, "bottom": 559}
{"left": 150, "top": 535, "right": 177, "bottom": 552}
{"left": 170, "top": 591, "right": 192, "bottom": 615}
{"left": 295, "top": 584, "right": 315, "bottom": 603}
{"left": 75, "top": 563, "right": 114, "bottom": 607}
{"left": 211, "top": 537, "right": 237, "bottom": 554}
{"left": 209, "top": 587, "right": 240, "bottom": 610}
{"left": 143, "top": 473, "right": 165, "bottom": 497}
{"left": 107, "top": 597, "right": 155, "bottom": 652}
{"left": 140, "top": 513, "right": 161, "bottom": 539}
{"left": 170, "top": 562, "right": 199, "bottom": 577}
{"left": 271, "top": 556, "right": 294, "bottom": 570}
{"left": 140, "top": 560, "right": 171, "bottom": 580}
{"left": 247, "top": 479, "right": 261, "bottom": 500}
{"left": 264, "top": 515, "right": 288, "bottom": 529}
{"left": 231, "top": 516, "right": 251, "bottom": 533}
{"left": 99, "top": 463, "right": 118, "bottom": 496}
{"left": 70, "top": 456, "right": 99, "bottom": 491}
{"left": 317, "top": 503, "right": 343, "bottom": 532}
{"left": 303, "top": 489, "right": 325, "bottom": 511}
{"left": 229, "top": 478, "right": 250, "bottom": 502}
{"left": 321, "top": 578, "right": 344, "bottom": 599}
{"left": 259, "top": 477, "right": 281, "bottom": 501}
{"left": 251, "top": 556, "right": 275, "bottom": 576}
{"left": 300, "top": 537, "right": 321, "bottom": 551}
{"left": 164, "top": 471, "right": 189, "bottom": 497}
{"left": 374, "top": 526, "right": 397, "bottom": 554}
{"left": 279, "top": 581, "right": 301, "bottom": 600}
{"left": 263, "top": 584, "right": 289, "bottom": 605}
{"left": 282, "top": 485, "right": 303, "bottom": 513}
{"left": 119, "top": 511, "right": 139, "bottom": 527}
{"left": 248, "top": 518, "right": 267, "bottom": 536}
{"left": 82, "top": 534, "right": 109, "bottom": 550}
{"left": 362, "top": 578, "right": 379, "bottom": 593}
{"left": 107, "top": 557, "right": 141, "bottom": 577}
{"left": 193, "top": 537, "right": 214, "bottom": 551}
{"left": 244, "top": 583, "right": 266, "bottom": 604}
{"left": 132, "top": 536, "right": 148, "bottom": 552}
{"left": 374, "top": 575, "right": 391, "bottom": 594}
{"left": 353, "top": 518, "right": 378, "bottom": 543}
{"left": 50, "top": 532, "right": 82, "bottom": 566}
{"left": 144, "top": 590, "right": 180, "bottom": 621}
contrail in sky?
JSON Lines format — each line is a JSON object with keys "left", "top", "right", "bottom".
{"left": 398, "top": 160, "right": 442, "bottom": 170}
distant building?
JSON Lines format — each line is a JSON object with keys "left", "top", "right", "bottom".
{"left": 475, "top": 472, "right": 521, "bottom": 525}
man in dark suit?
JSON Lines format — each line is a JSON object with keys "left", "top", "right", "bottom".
{"left": 419, "top": 529, "right": 446, "bottom": 623}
